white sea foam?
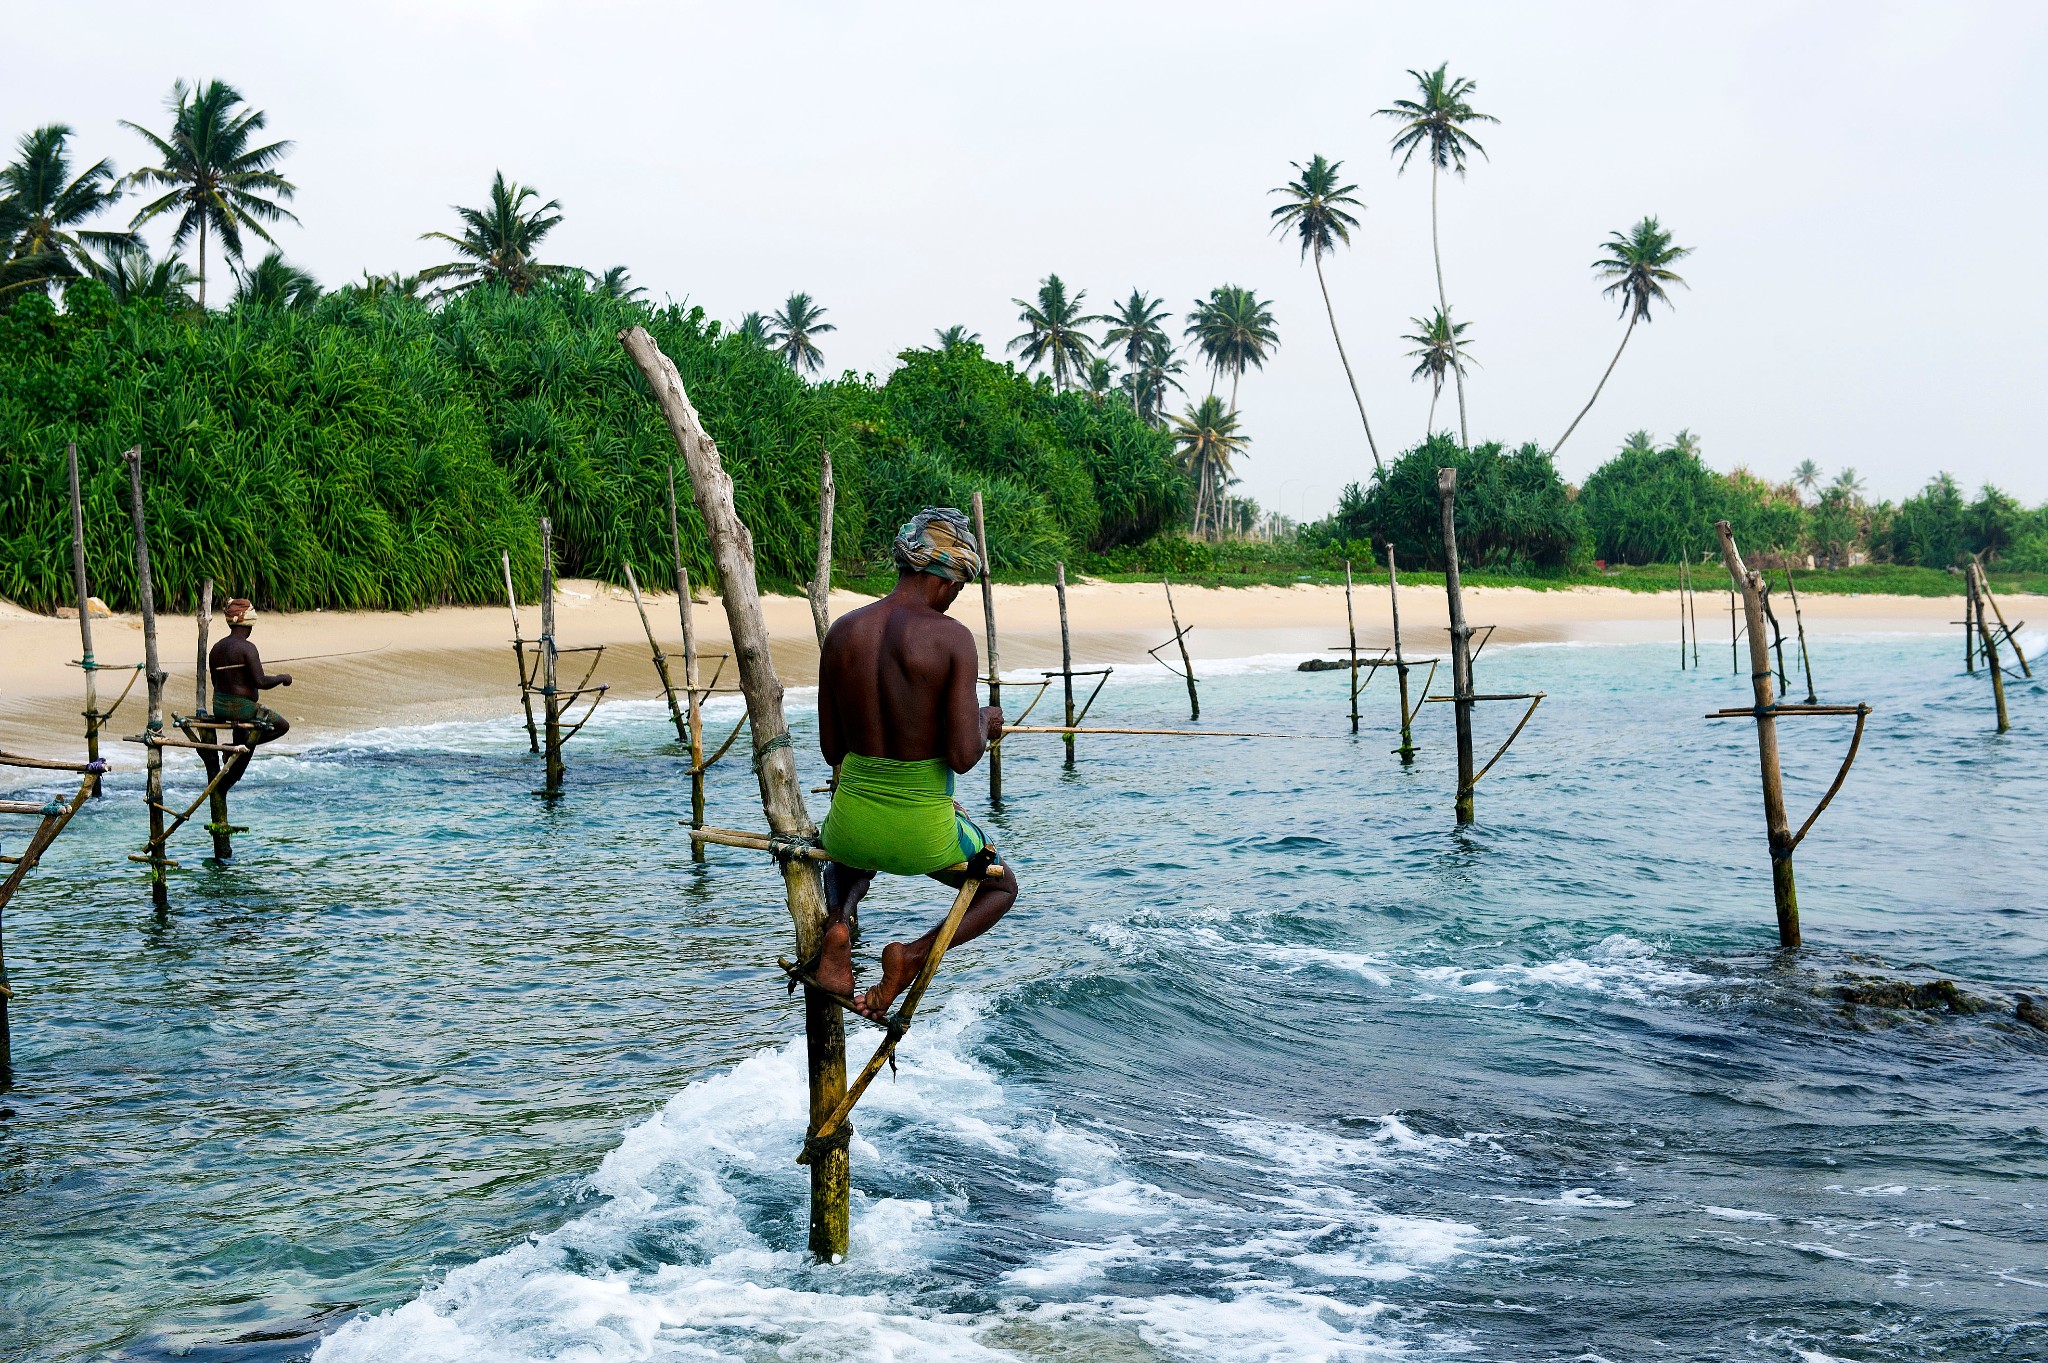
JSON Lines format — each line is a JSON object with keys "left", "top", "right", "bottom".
{"left": 1214, "top": 1115, "right": 1461, "bottom": 1174}
{"left": 1416, "top": 935, "right": 1709, "bottom": 1004}
{"left": 1703, "top": 1206, "right": 1779, "bottom": 1223}
{"left": 1492, "top": 1188, "right": 1635, "bottom": 1209}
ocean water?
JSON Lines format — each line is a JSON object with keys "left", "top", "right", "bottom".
{"left": 2, "top": 629, "right": 2045, "bottom": 1362}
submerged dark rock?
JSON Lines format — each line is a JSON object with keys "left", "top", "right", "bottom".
{"left": 1834, "top": 975, "right": 1985, "bottom": 1014}
{"left": 2017, "top": 994, "right": 2048, "bottom": 1032}
{"left": 1297, "top": 658, "right": 1349, "bottom": 672}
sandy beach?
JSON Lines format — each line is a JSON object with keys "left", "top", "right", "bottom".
{"left": 0, "top": 579, "right": 1980, "bottom": 761}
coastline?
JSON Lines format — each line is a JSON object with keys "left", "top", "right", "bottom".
{"left": 0, "top": 579, "right": 1980, "bottom": 759}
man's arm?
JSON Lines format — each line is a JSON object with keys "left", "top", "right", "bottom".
{"left": 944, "top": 622, "right": 999, "bottom": 774}
{"left": 254, "top": 650, "right": 292, "bottom": 690}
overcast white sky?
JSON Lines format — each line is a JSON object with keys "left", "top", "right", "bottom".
{"left": 9, "top": 1, "right": 2045, "bottom": 518}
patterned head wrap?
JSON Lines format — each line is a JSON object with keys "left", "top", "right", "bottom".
{"left": 224, "top": 598, "right": 258, "bottom": 624}
{"left": 892, "top": 506, "right": 982, "bottom": 583}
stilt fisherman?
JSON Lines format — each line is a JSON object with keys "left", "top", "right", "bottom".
{"left": 207, "top": 598, "right": 292, "bottom": 795}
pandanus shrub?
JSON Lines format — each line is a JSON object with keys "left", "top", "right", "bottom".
{"left": 1321, "top": 435, "right": 1587, "bottom": 572}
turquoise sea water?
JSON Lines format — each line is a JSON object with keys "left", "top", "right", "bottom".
{"left": 2, "top": 630, "right": 2045, "bottom": 1361}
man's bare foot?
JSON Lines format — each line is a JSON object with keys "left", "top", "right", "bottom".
{"left": 855, "top": 941, "right": 921, "bottom": 1021}
{"left": 812, "top": 917, "right": 857, "bottom": 999}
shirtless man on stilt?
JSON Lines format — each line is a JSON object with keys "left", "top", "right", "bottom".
{"left": 811, "top": 507, "right": 1019, "bottom": 1021}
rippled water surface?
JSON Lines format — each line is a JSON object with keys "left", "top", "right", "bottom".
{"left": 3, "top": 631, "right": 2045, "bottom": 1362}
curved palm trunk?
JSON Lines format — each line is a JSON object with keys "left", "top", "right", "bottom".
{"left": 1553, "top": 312, "right": 1638, "bottom": 455}
{"left": 1426, "top": 382, "right": 1440, "bottom": 443}
{"left": 197, "top": 215, "right": 207, "bottom": 311}
{"left": 1314, "top": 250, "right": 1380, "bottom": 471}
{"left": 1431, "top": 163, "right": 1469, "bottom": 447}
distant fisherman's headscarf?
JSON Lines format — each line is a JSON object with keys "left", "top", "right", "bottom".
{"left": 224, "top": 598, "right": 258, "bottom": 624}
{"left": 892, "top": 507, "right": 982, "bottom": 583}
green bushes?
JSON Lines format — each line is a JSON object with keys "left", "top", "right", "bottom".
{"left": 1313, "top": 435, "right": 1586, "bottom": 572}
{"left": 1578, "top": 443, "right": 1721, "bottom": 562}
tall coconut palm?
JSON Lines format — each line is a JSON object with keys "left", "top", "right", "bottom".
{"left": 233, "top": 250, "right": 319, "bottom": 309}
{"left": 121, "top": 80, "right": 298, "bottom": 310}
{"left": 1401, "top": 307, "right": 1473, "bottom": 441}
{"left": 1185, "top": 284, "right": 1278, "bottom": 412}
{"left": 1833, "top": 467, "right": 1865, "bottom": 498}
{"left": 0, "top": 125, "right": 134, "bottom": 298}
{"left": 1170, "top": 394, "right": 1249, "bottom": 539}
{"left": 1008, "top": 274, "right": 1099, "bottom": 391}
{"left": 1122, "top": 333, "right": 1186, "bottom": 425}
{"left": 933, "top": 324, "right": 980, "bottom": 349}
{"left": 89, "top": 243, "right": 196, "bottom": 308}
{"left": 417, "top": 172, "right": 568, "bottom": 298}
{"left": 1270, "top": 154, "right": 1380, "bottom": 470}
{"left": 1102, "top": 289, "right": 1171, "bottom": 408}
{"left": 1553, "top": 216, "right": 1692, "bottom": 454}
{"left": 1792, "top": 458, "right": 1822, "bottom": 498}
{"left": 1083, "top": 355, "right": 1120, "bottom": 402}
{"left": 1376, "top": 65, "right": 1496, "bottom": 446}
{"left": 768, "top": 292, "right": 834, "bottom": 373}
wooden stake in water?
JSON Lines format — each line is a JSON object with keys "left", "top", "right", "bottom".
{"left": 1344, "top": 561, "right": 1361, "bottom": 734}
{"left": 1164, "top": 574, "right": 1199, "bottom": 722}
{"left": 809, "top": 441, "right": 834, "bottom": 650}
{"left": 625, "top": 561, "right": 689, "bottom": 745}
{"left": 1687, "top": 559, "right": 1701, "bottom": 669}
{"left": 1387, "top": 543, "right": 1416, "bottom": 764}
{"left": 622, "top": 325, "right": 846, "bottom": 1261}
{"left": 1438, "top": 469, "right": 1477, "bottom": 824}
{"left": 67, "top": 442, "right": 102, "bottom": 795}
{"left": 1716, "top": 521, "right": 1799, "bottom": 948}
{"left": 1969, "top": 562, "right": 2010, "bottom": 733}
{"left": 1729, "top": 588, "right": 1739, "bottom": 675}
{"left": 1056, "top": 562, "right": 1076, "bottom": 768}
{"left": 1963, "top": 581, "right": 1977, "bottom": 674}
{"left": 667, "top": 465, "right": 707, "bottom": 860}
{"left": 1785, "top": 568, "right": 1817, "bottom": 704}
{"left": 971, "top": 493, "right": 1003, "bottom": 804}
{"left": 1976, "top": 571, "right": 2031, "bottom": 679}
{"left": 502, "top": 551, "right": 540, "bottom": 753}
{"left": 122, "top": 447, "right": 169, "bottom": 912}
{"left": 539, "top": 518, "right": 564, "bottom": 794}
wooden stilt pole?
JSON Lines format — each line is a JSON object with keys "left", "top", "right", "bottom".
{"left": 1716, "top": 521, "right": 1799, "bottom": 948}
{"left": 622, "top": 325, "right": 845, "bottom": 1261}
{"left": 1977, "top": 571, "right": 2031, "bottom": 678}
{"left": 669, "top": 466, "right": 707, "bottom": 859}
{"left": 1056, "top": 562, "right": 1076, "bottom": 768}
{"left": 1438, "top": 470, "right": 1477, "bottom": 824}
{"left": 972, "top": 492, "right": 1003, "bottom": 805}
{"left": 1164, "top": 574, "right": 1199, "bottom": 722}
{"left": 122, "top": 447, "right": 169, "bottom": 912}
{"left": 1970, "top": 562, "right": 2010, "bottom": 734}
{"left": 1729, "top": 588, "right": 1739, "bottom": 675}
{"left": 502, "top": 551, "right": 540, "bottom": 753}
{"left": 67, "top": 442, "right": 103, "bottom": 796}
{"left": 1687, "top": 557, "right": 1701, "bottom": 668}
{"left": 1344, "top": 561, "right": 1361, "bottom": 734}
{"left": 1678, "top": 561, "right": 1689, "bottom": 669}
{"left": 1963, "top": 579, "right": 1977, "bottom": 674}
{"left": 194, "top": 580, "right": 233, "bottom": 862}
{"left": 1786, "top": 568, "right": 1817, "bottom": 704}
{"left": 1761, "top": 579, "right": 1791, "bottom": 693}
{"left": 809, "top": 441, "right": 834, "bottom": 650}
{"left": 1387, "top": 543, "right": 1416, "bottom": 764}
{"left": 625, "top": 562, "right": 689, "bottom": 745}
{"left": 539, "top": 518, "right": 564, "bottom": 794}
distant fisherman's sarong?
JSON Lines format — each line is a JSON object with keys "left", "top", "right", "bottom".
{"left": 820, "top": 754, "right": 989, "bottom": 877}
{"left": 210, "top": 693, "right": 283, "bottom": 738}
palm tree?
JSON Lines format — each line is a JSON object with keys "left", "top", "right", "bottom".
{"left": 593, "top": 266, "right": 644, "bottom": 301}
{"left": 1833, "top": 467, "right": 1866, "bottom": 499}
{"left": 1185, "top": 285, "right": 1278, "bottom": 412}
{"left": 122, "top": 80, "right": 298, "bottom": 310}
{"left": 417, "top": 172, "right": 569, "bottom": 298}
{"left": 1553, "top": 216, "right": 1692, "bottom": 455}
{"left": 1008, "top": 274, "right": 1099, "bottom": 391}
{"left": 1170, "top": 395, "right": 1249, "bottom": 538}
{"left": 1122, "top": 332, "right": 1186, "bottom": 425}
{"left": 1792, "top": 458, "right": 1822, "bottom": 497}
{"left": 1620, "top": 429, "right": 1656, "bottom": 455}
{"left": 233, "top": 250, "right": 319, "bottom": 309}
{"left": 735, "top": 311, "right": 772, "bottom": 345}
{"left": 1671, "top": 428, "right": 1701, "bottom": 458}
{"left": 1102, "top": 289, "right": 1171, "bottom": 402}
{"left": 1401, "top": 307, "right": 1473, "bottom": 441}
{"left": 1270, "top": 154, "right": 1380, "bottom": 470}
{"left": 1376, "top": 65, "right": 1497, "bottom": 446}
{"left": 351, "top": 269, "right": 421, "bottom": 301}
{"left": 933, "top": 324, "right": 980, "bottom": 349}
{"left": 89, "top": 243, "right": 196, "bottom": 308}
{"left": 0, "top": 125, "right": 134, "bottom": 298}
{"left": 768, "top": 291, "right": 834, "bottom": 373}
{"left": 1083, "top": 355, "right": 1119, "bottom": 402}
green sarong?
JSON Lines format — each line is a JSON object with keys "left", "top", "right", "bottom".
{"left": 820, "top": 753, "right": 988, "bottom": 877}
{"left": 210, "top": 693, "right": 282, "bottom": 737}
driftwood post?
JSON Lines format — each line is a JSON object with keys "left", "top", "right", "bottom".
{"left": 622, "top": 325, "right": 847, "bottom": 1259}
{"left": 123, "top": 447, "right": 169, "bottom": 912}
{"left": 1969, "top": 562, "right": 2011, "bottom": 733}
{"left": 972, "top": 492, "right": 1003, "bottom": 804}
{"left": 539, "top": 518, "right": 563, "bottom": 794}
{"left": 668, "top": 468, "right": 708, "bottom": 859}
{"left": 502, "top": 552, "right": 540, "bottom": 753}
{"left": 67, "top": 442, "right": 103, "bottom": 795}
{"left": 1717, "top": 521, "right": 1799, "bottom": 948}
{"left": 1164, "top": 575, "right": 1198, "bottom": 722}
{"left": 1786, "top": 568, "right": 1817, "bottom": 704}
{"left": 1976, "top": 569, "right": 2031, "bottom": 679}
{"left": 1056, "top": 562, "right": 1076, "bottom": 768}
{"left": 194, "top": 580, "right": 234, "bottom": 862}
{"left": 625, "top": 562, "right": 690, "bottom": 745}
{"left": 1344, "top": 561, "right": 1361, "bottom": 734}
{"left": 809, "top": 441, "right": 834, "bottom": 650}
{"left": 1438, "top": 470, "right": 1477, "bottom": 824}
{"left": 1387, "top": 543, "right": 1416, "bottom": 764}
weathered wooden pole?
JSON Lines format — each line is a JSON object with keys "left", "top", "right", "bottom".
{"left": 1056, "top": 561, "right": 1076, "bottom": 768}
{"left": 668, "top": 467, "right": 708, "bottom": 860}
{"left": 624, "top": 561, "right": 689, "bottom": 745}
{"left": 1716, "top": 520, "right": 1799, "bottom": 949}
{"left": 971, "top": 492, "right": 1003, "bottom": 804}
{"left": 809, "top": 441, "right": 834, "bottom": 650}
{"left": 539, "top": 518, "right": 564, "bottom": 794}
{"left": 1686, "top": 558, "right": 1701, "bottom": 668}
{"left": 1977, "top": 570, "right": 2031, "bottom": 678}
{"left": 1387, "top": 543, "right": 1416, "bottom": 764}
{"left": 1785, "top": 568, "right": 1817, "bottom": 704}
{"left": 1677, "top": 561, "right": 1689, "bottom": 669}
{"left": 122, "top": 447, "right": 169, "bottom": 912}
{"left": 1729, "top": 588, "right": 1739, "bottom": 674}
{"left": 502, "top": 551, "right": 540, "bottom": 753}
{"left": 1970, "top": 562, "right": 2010, "bottom": 734}
{"left": 621, "top": 325, "right": 847, "bottom": 1261}
{"left": 1438, "top": 470, "right": 1477, "bottom": 824}
{"left": 1761, "top": 580, "right": 1792, "bottom": 693}
{"left": 1344, "top": 561, "right": 1361, "bottom": 733}
{"left": 67, "top": 442, "right": 103, "bottom": 795}
{"left": 194, "top": 580, "right": 233, "bottom": 863}
{"left": 1963, "top": 578, "right": 1978, "bottom": 674}
{"left": 1164, "top": 574, "right": 1199, "bottom": 722}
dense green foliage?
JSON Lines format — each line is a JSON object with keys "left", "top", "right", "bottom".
{"left": 1311, "top": 434, "right": 1586, "bottom": 571}
{"left": 1579, "top": 442, "right": 1802, "bottom": 564}
{"left": 0, "top": 282, "right": 1187, "bottom": 612}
